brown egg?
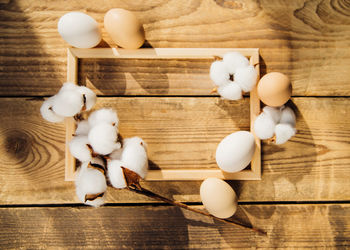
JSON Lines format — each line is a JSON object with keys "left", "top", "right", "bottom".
{"left": 104, "top": 8, "right": 145, "bottom": 49}
{"left": 257, "top": 72, "right": 292, "bottom": 107}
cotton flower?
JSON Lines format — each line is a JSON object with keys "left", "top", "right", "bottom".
{"left": 235, "top": 65, "right": 258, "bottom": 92}
{"left": 75, "top": 120, "right": 90, "bottom": 136}
{"left": 40, "top": 96, "right": 65, "bottom": 123}
{"left": 88, "top": 108, "right": 119, "bottom": 127}
{"left": 280, "top": 106, "right": 296, "bottom": 126}
{"left": 75, "top": 162, "right": 107, "bottom": 207}
{"left": 223, "top": 52, "right": 249, "bottom": 74}
{"left": 59, "top": 82, "right": 96, "bottom": 112}
{"left": 209, "top": 52, "right": 257, "bottom": 100}
{"left": 218, "top": 82, "right": 242, "bottom": 100}
{"left": 210, "top": 60, "right": 230, "bottom": 86}
{"left": 262, "top": 106, "right": 282, "bottom": 124}
{"left": 88, "top": 123, "right": 121, "bottom": 155}
{"left": 107, "top": 159, "right": 127, "bottom": 189}
{"left": 275, "top": 123, "right": 296, "bottom": 145}
{"left": 121, "top": 137, "right": 148, "bottom": 179}
{"left": 52, "top": 89, "right": 84, "bottom": 117}
{"left": 60, "top": 82, "right": 79, "bottom": 92}
{"left": 69, "top": 135, "right": 92, "bottom": 162}
{"left": 254, "top": 105, "right": 297, "bottom": 144}
{"left": 109, "top": 147, "right": 123, "bottom": 160}
{"left": 254, "top": 112, "right": 276, "bottom": 140}
{"left": 77, "top": 86, "right": 96, "bottom": 111}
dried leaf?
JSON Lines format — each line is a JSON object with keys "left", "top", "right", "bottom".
{"left": 121, "top": 167, "right": 141, "bottom": 190}
{"left": 213, "top": 55, "right": 222, "bottom": 61}
{"left": 87, "top": 162, "right": 106, "bottom": 175}
{"left": 84, "top": 192, "right": 104, "bottom": 202}
{"left": 82, "top": 94, "right": 87, "bottom": 111}
{"left": 87, "top": 144, "right": 99, "bottom": 157}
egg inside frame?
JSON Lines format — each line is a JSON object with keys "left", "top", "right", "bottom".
{"left": 64, "top": 48, "right": 261, "bottom": 181}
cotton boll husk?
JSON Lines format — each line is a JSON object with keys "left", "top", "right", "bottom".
{"left": 235, "top": 65, "right": 257, "bottom": 92}
{"left": 280, "top": 106, "right": 296, "bottom": 126}
{"left": 107, "top": 159, "right": 127, "bottom": 189}
{"left": 121, "top": 137, "right": 148, "bottom": 179}
{"left": 210, "top": 60, "right": 230, "bottom": 86}
{"left": 223, "top": 52, "right": 249, "bottom": 74}
{"left": 218, "top": 82, "right": 242, "bottom": 100}
{"left": 77, "top": 86, "right": 96, "bottom": 111}
{"left": 254, "top": 112, "right": 276, "bottom": 140}
{"left": 40, "top": 96, "right": 65, "bottom": 123}
{"left": 90, "top": 156, "right": 105, "bottom": 168}
{"left": 59, "top": 82, "right": 79, "bottom": 92}
{"left": 75, "top": 120, "right": 90, "bottom": 136}
{"left": 88, "top": 123, "right": 120, "bottom": 155}
{"left": 262, "top": 106, "right": 282, "bottom": 124}
{"left": 75, "top": 162, "right": 107, "bottom": 207}
{"left": 275, "top": 123, "right": 296, "bottom": 145}
{"left": 52, "top": 89, "right": 83, "bottom": 117}
{"left": 69, "top": 135, "right": 92, "bottom": 162}
{"left": 88, "top": 108, "right": 119, "bottom": 127}
{"left": 109, "top": 147, "right": 124, "bottom": 160}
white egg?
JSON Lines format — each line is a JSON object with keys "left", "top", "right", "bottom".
{"left": 200, "top": 178, "right": 237, "bottom": 219}
{"left": 215, "top": 131, "right": 255, "bottom": 173}
{"left": 58, "top": 12, "right": 101, "bottom": 48}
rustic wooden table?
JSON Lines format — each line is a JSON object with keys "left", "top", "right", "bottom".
{"left": 1, "top": 0, "right": 350, "bottom": 248}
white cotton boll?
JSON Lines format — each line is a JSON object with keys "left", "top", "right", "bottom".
{"left": 107, "top": 159, "right": 127, "bottom": 189}
{"left": 59, "top": 82, "right": 79, "bottom": 92}
{"left": 218, "top": 83, "right": 242, "bottom": 100}
{"left": 88, "top": 108, "right": 119, "bottom": 127}
{"left": 275, "top": 123, "right": 296, "bottom": 145}
{"left": 69, "top": 135, "right": 92, "bottom": 162}
{"left": 88, "top": 123, "right": 121, "bottom": 155}
{"left": 254, "top": 112, "right": 276, "bottom": 140}
{"left": 109, "top": 148, "right": 124, "bottom": 160}
{"left": 40, "top": 96, "right": 65, "bottom": 123}
{"left": 77, "top": 86, "right": 97, "bottom": 111}
{"left": 75, "top": 120, "right": 90, "bottom": 136}
{"left": 75, "top": 162, "right": 107, "bottom": 207}
{"left": 85, "top": 196, "right": 106, "bottom": 207}
{"left": 235, "top": 65, "right": 258, "bottom": 92}
{"left": 223, "top": 52, "right": 249, "bottom": 74}
{"left": 210, "top": 60, "right": 230, "bottom": 86}
{"left": 52, "top": 89, "right": 83, "bottom": 117}
{"left": 280, "top": 106, "right": 296, "bottom": 127}
{"left": 263, "top": 106, "right": 282, "bottom": 124}
{"left": 121, "top": 137, "right": 148, "bottom": 179}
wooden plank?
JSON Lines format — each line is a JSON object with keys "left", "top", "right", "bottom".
{"left": 65, "top": 49, "right": 77, "bottom": 181}
{"left": 1, "top": 204, "right": 350, "bottom": 249}
{"left": 0, "top": 0, "right": 349, "bottom": 96}
{"left": 0, "top": 97, "right": 349, "bottom": 204}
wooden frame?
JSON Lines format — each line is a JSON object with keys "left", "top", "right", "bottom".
{"left": 65, "top": 48, "right": 261, "bottom": 181}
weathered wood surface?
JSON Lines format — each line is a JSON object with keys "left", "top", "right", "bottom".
{"left": 1, "top": 204, "right": 349, "bottom": 249}
{"left": 1, "top": 0, "right": 350, "bottom": 96}
{"left": 0, "top": 97, "right": 349, "bottom": 204}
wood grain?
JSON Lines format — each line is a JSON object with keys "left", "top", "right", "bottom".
{"left": 1, "top": 204, "right": 350, "bottom": 249}
{"left": 0, "top": 97, "right": 349, "bottom": 204}
{"left": 0, "top": 0, "right": 350, "bottom": 96}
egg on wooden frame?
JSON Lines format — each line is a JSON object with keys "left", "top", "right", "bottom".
{"left": 215, "top": 131, "right": 256, "bottom": 173}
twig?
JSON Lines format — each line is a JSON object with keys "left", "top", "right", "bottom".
{"left": 127, "top": 186, "right": 267, "bottom": 236}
